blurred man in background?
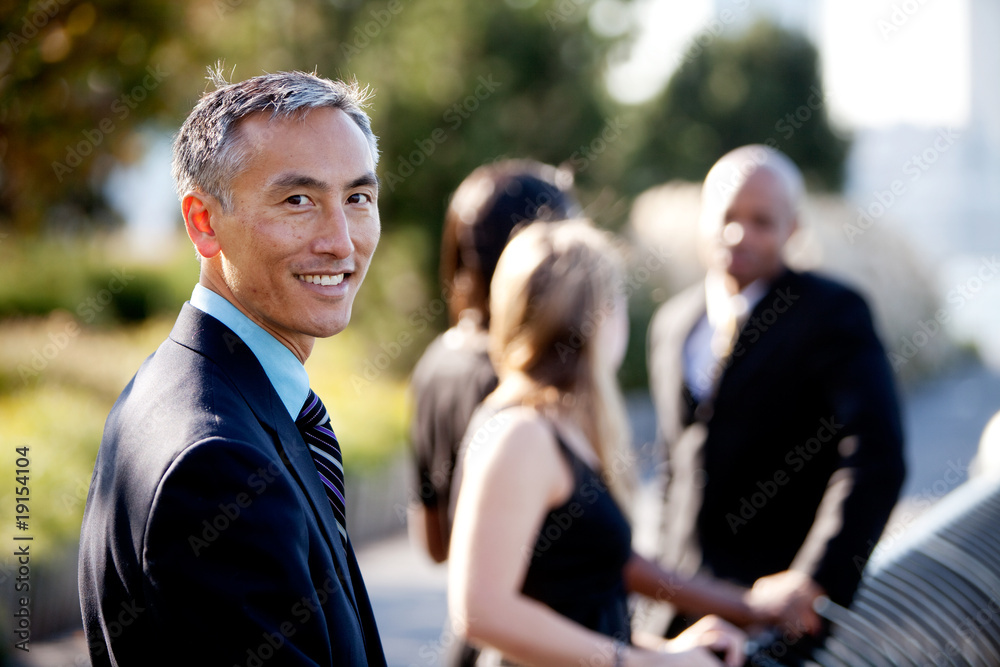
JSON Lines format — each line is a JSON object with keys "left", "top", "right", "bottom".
{"left": 646, "top": 144, "right": 905, "bottom": 637}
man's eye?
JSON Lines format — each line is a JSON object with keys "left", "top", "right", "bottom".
{"left": 286, "top": 194, "right": 310, "bottom": 206}
{"left": 347, "top": 193, "right": 372, "bottom": 205}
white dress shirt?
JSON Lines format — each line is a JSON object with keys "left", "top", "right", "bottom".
{"left": 683, "top": 273, "right": 768, "bottom": 402}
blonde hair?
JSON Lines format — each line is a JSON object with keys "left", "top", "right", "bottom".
{"left": 488, "top": 219, "right": 635, "bottom": 509}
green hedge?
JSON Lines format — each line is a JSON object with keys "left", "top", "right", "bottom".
{"left": 0, "top": 235, "right": 195, "bottom": 324}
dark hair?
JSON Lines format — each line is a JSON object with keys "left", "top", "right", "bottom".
{"left": 440, "top": 159, "right": 578, "bottom": 326}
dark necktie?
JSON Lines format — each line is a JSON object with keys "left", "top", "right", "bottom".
{"left": 296, "top": 390, "right": 347, "bottom": 540}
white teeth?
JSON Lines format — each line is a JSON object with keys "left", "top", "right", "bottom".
{"left": 299, "top": 274, "right": 345, "bottom": 286}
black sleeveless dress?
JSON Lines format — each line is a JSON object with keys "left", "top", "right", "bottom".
{"left": 453, "top": 408, "right": 634, "bottom": 666}
{"left": 519, "top": 426, "right": 633, "bottom": 643}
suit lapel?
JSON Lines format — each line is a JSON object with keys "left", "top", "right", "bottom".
{"left": 667, "top": 271, "right": 800, "bottom": 420}
{"left": 652, "top": 284, "right": 709, "bottom": 433}
{"left": 715, "top": 270, "right": 799, "bottom": 403}
{"left": 271, "top": 411, "right": 363, "bottom": 614}
{"left": 168, "top": 303, "right": 363, "bottom": 618}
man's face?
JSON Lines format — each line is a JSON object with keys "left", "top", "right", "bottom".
{"left": 700, "top": 167, "right": 796, "bottom": 290}
{"left": 205, "top": 107, "right": 379, "bottom": 353}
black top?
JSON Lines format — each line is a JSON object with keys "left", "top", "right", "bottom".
{"left": 521, "top": 427, "right": 633, "bottom": 642}
{"left": 409, "top": 325, "right": 499, "bottom": 547}
{"left": 451, "top": 405, "right": 634, "bottom": 667}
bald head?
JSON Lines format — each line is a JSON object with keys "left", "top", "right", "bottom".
{"left": 701, "top": 144, "right": 803, "bottom": 226}
{"left": 698, "top": 145, "right": 803, "bottom": 292}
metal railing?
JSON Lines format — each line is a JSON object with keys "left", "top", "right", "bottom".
{"left": 746, "top": 477, "right": 1000, "bottom": 666}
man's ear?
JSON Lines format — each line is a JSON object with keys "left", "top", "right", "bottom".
{"left": 182, "top": 192, "right": 222, "bottom": 258}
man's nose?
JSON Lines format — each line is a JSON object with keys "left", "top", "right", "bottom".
{"left": 315, "top": 205, "right": 355, "bottom": 257}
{"left": 721, "top": 221, "right": 745, "bottom": 247}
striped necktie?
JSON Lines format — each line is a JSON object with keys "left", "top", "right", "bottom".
{"left": 296, "top": 390, "right": 347, "bottom": 540}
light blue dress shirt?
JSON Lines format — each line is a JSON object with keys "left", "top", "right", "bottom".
{"left": 189, "top": 284, "right": 310, "bottom": 420}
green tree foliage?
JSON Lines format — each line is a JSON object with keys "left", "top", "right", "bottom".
{"left": 1, "top": 3, "right": 843, "bottom": 264}
{"left": 0, "top": 0, "right": 628, "bottom": 245}
{"left": 626, "top": 20, "right": 849, "bottom": 194}
{"left": 0, "top": 0, "right": 183, "bottom": 233}
{"left": 344, "top": 0, "right": 629, "bottom": 271}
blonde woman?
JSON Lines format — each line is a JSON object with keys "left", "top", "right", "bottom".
{"left": 448, "top": 220, "right": 756, "bottom": 667}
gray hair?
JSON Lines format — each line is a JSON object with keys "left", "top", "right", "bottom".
{"left": 171, "top": 67, "right": 378, "bottom": 210}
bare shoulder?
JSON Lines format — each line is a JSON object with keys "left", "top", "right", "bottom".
{"left": 462, "top": 406, "right": 563, "bottom": 477}
{"left": 458, "top": 404, "right": 573, "bottom": 511}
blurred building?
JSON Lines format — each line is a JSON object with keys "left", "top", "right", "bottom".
{"left": 840, "top": 0, "right": 1000, "bottom": 366}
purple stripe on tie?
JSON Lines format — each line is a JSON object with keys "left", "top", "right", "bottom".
{"left": 297, "top": 389, "right": 349, "bottom": 539}
{"left": 310, "top": 455, "right": 345, "bottom": 484}
{"left": 322, "top": 480, "right": 347, "bottom": 507}
{"left": 314, "top": 475, "right": 346, "bottom": 517}
{"left": 317, "top": 478, "right": 346, "bottom": 509}
{"left": 302, "top": 431, "right": 340, "bottom": 450}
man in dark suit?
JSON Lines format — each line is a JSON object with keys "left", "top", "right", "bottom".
{"left": 78, "top": 70, "right": 386, "bottom": 665}
{"left": 647, "top": 145, "right": 905, "bottom": 637}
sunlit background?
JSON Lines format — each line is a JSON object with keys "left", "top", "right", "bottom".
{"left": 1, "top": 0, "right": 998, "bottom": 663}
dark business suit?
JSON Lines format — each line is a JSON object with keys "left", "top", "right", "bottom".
{"left": 79, "top": 304, "right": 386, "bottom": 666}
{"left": 648, "top": 269, "right": 905, "bottom": 620}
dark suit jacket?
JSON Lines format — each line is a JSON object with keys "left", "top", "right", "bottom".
{"left": 647, "top": 269, "right": 905, "bottom": 609}
{"left": 78, "top": 304, "right": 386, "bottom": 666}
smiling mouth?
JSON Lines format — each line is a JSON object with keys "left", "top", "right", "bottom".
{"left": 297, "top": 273, "right": 346, "bottom": 286}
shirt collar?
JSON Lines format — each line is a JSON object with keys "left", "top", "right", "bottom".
{"left": 189, "top": 284, "right": 310, "bottom": 419}
{"left": 704, "top": 271, "right": 769, "bottom": 330}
